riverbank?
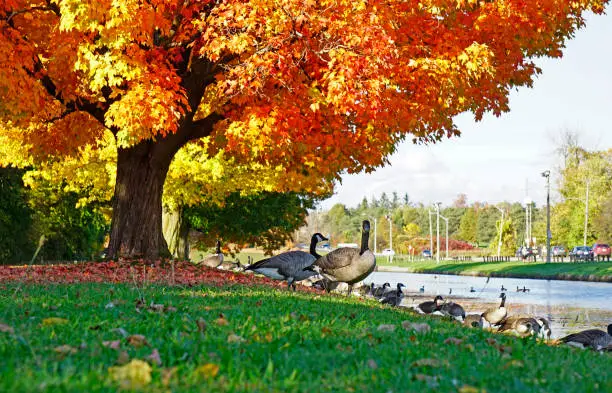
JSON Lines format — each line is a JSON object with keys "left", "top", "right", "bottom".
{"left": 1, "top": 279, "right": 610, "bottom": 392}
{"left": 376, "top": 259, "right": 612, "bottom": 282}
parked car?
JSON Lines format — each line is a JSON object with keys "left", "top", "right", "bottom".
{"left": 382, "top": 248, "right": 395, "bottom": 256}
{"left": 591, "top": 243, "right": 611, "bottom": 261}
{"left": 422, "top": 249, "right": 432, "bottom": 258}
{"left": 569, "top": 246, "right": 593, "bottom": 262}
{"left": 551, "top": 245, "right": 568, "bottom": 257}
{"left": 517, "top": 246, "right": 536, "bottom": 261}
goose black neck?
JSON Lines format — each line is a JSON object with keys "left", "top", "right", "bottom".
{"left": 309, "top": 237, "right": 321, "bottom": 258}
{"left": 360, "top": 229, "right": 370, "bottom": 256}
{"left": 215, "top": 242, "right": 221, "bottom": 254}
{"left": 500, "top": 296, "right": 506, "bottom": 307}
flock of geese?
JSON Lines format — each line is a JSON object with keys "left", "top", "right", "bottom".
{"left": 197, "top": 220, "right": 612, "bottom": 353}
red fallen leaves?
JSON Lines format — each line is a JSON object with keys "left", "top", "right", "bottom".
{"left": 0, "top": 260, "right": 321, "bottom": 293}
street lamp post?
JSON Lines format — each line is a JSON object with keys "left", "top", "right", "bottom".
{"left": 435, "top": 202, "right": 441, "bottom": 264}
{"left": 428, "top": 210, "right": 434, "bottom": 257}
{"left": 495, "top": 206, "right": 505, "bottom": 258}
{"left": 439, "top": 214, "right": 449, "bottom": 260}
{"left": 385, "top": 214, "right": 393, "bottom": 263}
{"left": 584, "top": 179, "right": 590, "bottom": 247}
{"left": 541, "top": 170, "right": 551, "bottom": 263}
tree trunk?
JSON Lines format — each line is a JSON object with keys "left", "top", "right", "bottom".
{"left": 107, "top": 140, "right": 177, "bottom": 260}
{"left": 162, "top": 207, "right": 191, "bottom": 260}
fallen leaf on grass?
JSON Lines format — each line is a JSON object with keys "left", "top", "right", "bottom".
{"left": 103, "top": 340, "right": 121, "bottom": 350}
{"left": 54, "top": 345, "right": 78, "bottom": 355}
{"left": 165, "top": 306, "right": 177, "bottom": 312}
{"left": 321, "top": 326, "right": 332, "bottom": 335}
{"left": 227, "top": 334, "right": 245, "bottom": 343}
{"left": 126, "top": 334, "right": 149, "bottom": 348}
{"left": 504, "top": 359, "right": 524, "bottom": 369}
{"left": 149, "top": 303, "right": 165, "bottom": 312}
{"left": 117, "top": 351, "right": 130, "bottom": 365}
{"left": 109, "top": 359, "right": 152, "bottom": 389}
{"left": 105, "top": 302, "right": 115, "bottom": 309}
{"left": 215, "top": 315, "right": 228, "bottom": 326}
{"left": 412, "top": 358, "right": 442, "bottom": 368}
{"left": 377, "top": 324, "right": 396, "bottom": 332}
{"left": 147, "top": 349, "right": 162, "bottom": 366}
{"left": 196, "top": 363, "right": 219, "bottom": 379}
{"left": 414, "top": 374, "right": 440, "bottom": 387}
{"left": 402, "top": 321, "right": 430, "bottom": 334}
{"left": 0, "top": 323, "right": 14, "bottom": 334}
{"left": 196, "top": 318, "right": 207, "bottom": 332}
{"left": 161, "top": 367, "right": 177, "bottom": 387}
{"left": 444, "top": 337, "right": 464, "bottom": 345}
{"left": 367, "top": 359, "right": 378, "bottom": 369}
{"left": 459, "top": 385, "right": 486, "bottom": 393}
{"left": 42, "top": 317, "right": 68, "bottom": 326}
{"left": 112, "top": 327, "right": 129, "bottom": 338}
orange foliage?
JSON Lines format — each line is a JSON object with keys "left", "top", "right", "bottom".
{"left": 0, "top": 0, "right": 608, "bottom": 174}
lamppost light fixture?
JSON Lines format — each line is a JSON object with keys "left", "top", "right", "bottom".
{"left": 541, "top": 170, "right": 550, "bottom": 178}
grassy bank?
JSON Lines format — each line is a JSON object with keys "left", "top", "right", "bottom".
{"left": 1, "top": 282, "right": 610, "bottom": 392}
{"left": 376, "top": 259, "right": 612, "bottom": 282}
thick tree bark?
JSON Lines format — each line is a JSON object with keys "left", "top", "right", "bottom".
{"left": 162, "top": 207, "right": 191, "bottom": 260}
{"left": 107, "top": 140, "right": 177, "bottom": 260}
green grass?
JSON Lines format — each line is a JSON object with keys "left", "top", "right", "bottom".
{"left": 376, "top": 259, "right": 612, "bottom": 282}
{"left": 1, "top": 283, "right": 610, "bottom": 392}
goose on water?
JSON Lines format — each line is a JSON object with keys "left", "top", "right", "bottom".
{"left": 199, "top": 239, "right": 224, "bottom": 268}
{"left": 497, "top": 316, "right": 541, "bottom": 338}
{"left": 311, "top": 220, "right": 376, "bottom": 295}
{"left": 560, "top": 324, "right": 612, "bottom": 351}
{"left": 482, "top": 293, "right": 507, "bottom": 327}
{"left": 245, "top": 233, "right": 328, "bottom": 290}
{"left": 415, "top": 295, "right": 443, "bottom": 314}
{"left": 419, "top": 286, "right": 425, "bottom": 293}
{"left": 373, "top": 282, "right": 391, "bottom": 297}
{"left": 380, "top": 283, "right": 405, "bottom": 307}
{"left": 469, "top": 287, "right": 476, "bottom": 293}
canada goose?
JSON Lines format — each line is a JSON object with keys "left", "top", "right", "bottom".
{"left": 498, "top": 316, "right": 541, "bottom": 337}
{"left": 469, "top": 287, "right": 476, "bottom": 293}
{"left": 419, "top": 286, "right": 425, "bottom": 293}
{"left": 439, "top": 301, "right": 466, "bottom": 321}
{"left": 501, "top": 285, "right": 507, "bottom": 292}
{"left": 199, "top": 239, "right": 224, "bottom": 268}
{"left": 536, "top": 317, "right": 552, "bottom": 340}
{"left": 380, "top": 283, "right": 405, "bottom": 307}
{"left": 373, "top": 282, "right": 391, "bottom": 297}
{"left": 245, "top": 233, "right": 328, "bottom": 290}
{"left": 560, "top": 324, "right": 612, "bottom": 351}
{"left": 482, "top": 293, "right": 507, "bottom": 326}
{"left": 218, "top": 259, "right": 243, "bottom": 271}
{"left": 415, "top": 295, "right": 443, "bottom": 314}
{"left": 312, "top": 220, "right": 376, "bottom": 295}
{"left": 448, "top": 288, "right": 453, "bottom": 295}
{"left": 523, "top": 286, "right": 530, "bottom": 292}
{"left": 464, "top": 314, "right": 484, "bottom": 328}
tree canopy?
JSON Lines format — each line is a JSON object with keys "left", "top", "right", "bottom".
{"left": 1, "top": 0, "right": 607, "bottom": 258}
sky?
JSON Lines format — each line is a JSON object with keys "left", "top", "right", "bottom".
{"left": 320, "top": 11, "right": 612, "bottom": 211}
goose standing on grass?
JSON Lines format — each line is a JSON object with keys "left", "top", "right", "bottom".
{"left": 560, "top": 324, "right": 612, "bottom": 351}
{"left": 536, "top": 317, "right": 552, "bottom": 340}
{"left": 497, "top": 316, "right": 541, "bottom": 337}
{"left": 312, "top": 220, "right": 376, "bottom": 295}
{"left": 439, "top": 300, "right": 466, "bottom": 322}
{"left": 245, "top": 233, "right": 328, "bottom": 290}
{"left": 199, "top": 239, "right": 224, "bottom": 268}
{"left": 482, "top": 293, "right": 508, "bottom": 327}
{"left": 380, "top": 283, "right": 405, "bottom": 307}
{"left": 415, "top": 295, "right": 443, "bottom": 314}
{"left": 464, "top": 314, "right": 484, "bottom": 328}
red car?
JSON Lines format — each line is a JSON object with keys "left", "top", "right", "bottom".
{"left": 592, "top": 243, "right": 611, "bottom": 261}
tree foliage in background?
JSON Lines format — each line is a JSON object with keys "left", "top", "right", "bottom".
{"left": 1, "top": 0, "right": 607, "bottom": 260}
{"left": 185, "top": 192, "right": 321, "bottom": 255}
{"left": 0, "top": 167, "right": 34, "bottom": 263}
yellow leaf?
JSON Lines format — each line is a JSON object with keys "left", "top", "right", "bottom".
{"left": 109, "top": 359, "right": 152, "bottom": 389}
{"left": 196, "top": 363, "right": 220, "bottom": 379}
{"left": 42, "top": 318, "right": 68, "bottom": 326}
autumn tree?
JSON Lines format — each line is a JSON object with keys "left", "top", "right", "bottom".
{"left": 1, "top": 0, "right": 607, "bottom": 259}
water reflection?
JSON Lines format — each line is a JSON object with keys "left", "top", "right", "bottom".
{"left": 368, "top": 272, "right": 612, "bottom": 339}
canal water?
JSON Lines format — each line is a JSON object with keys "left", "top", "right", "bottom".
{"left": 368, "top": 272, "right": 612, "bottom": 339}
